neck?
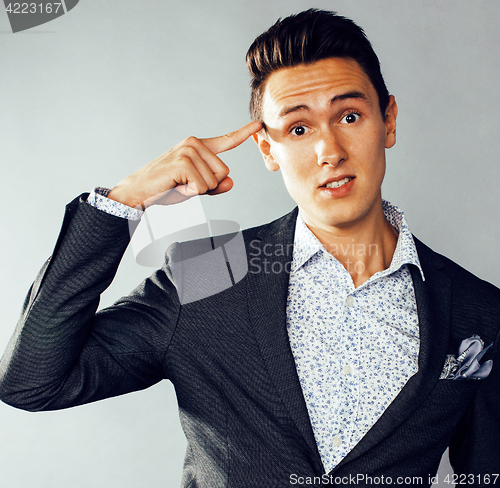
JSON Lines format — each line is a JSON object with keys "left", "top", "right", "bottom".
{"left": 301, "top": 203, "right": 399, "bottom": 288}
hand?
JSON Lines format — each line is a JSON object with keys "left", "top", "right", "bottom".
{"left": 108, "top": 120, "right": 262, "bottom": 208}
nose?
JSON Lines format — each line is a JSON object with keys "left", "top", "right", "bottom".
{"left": 315, "top": 130, "right": 347, "bottom": 168}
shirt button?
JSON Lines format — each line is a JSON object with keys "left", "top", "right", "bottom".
{"left": 346, "top": 296, "right": 355, "bottom": 306}
{"left": 343, "top": 364, "right": 352, "bottom": 375}
{"left": 332, "top": 435, "right": 342, "bottom": 448}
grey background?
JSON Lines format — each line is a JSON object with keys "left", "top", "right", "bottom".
{"left": 1, "top": 0, "right": 499, "bottom": 486}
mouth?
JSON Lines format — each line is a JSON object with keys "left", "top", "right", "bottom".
{"left": 322, "top": 177, "right": 355, "bottom": 189}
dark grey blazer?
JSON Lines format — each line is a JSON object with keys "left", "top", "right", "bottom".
{"left": 1, "top": 195, "right": 499, "bottom": 487}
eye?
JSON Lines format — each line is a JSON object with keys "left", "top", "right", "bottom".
{"left": 290, "top": 125, "right": 309, "bottom": 136}
{"left": 341, "top": 112, "right": 360, "bottom": 124}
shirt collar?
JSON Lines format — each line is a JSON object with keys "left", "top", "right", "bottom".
{"left": 292, "top": 200, "right": 425, "bottom": 280}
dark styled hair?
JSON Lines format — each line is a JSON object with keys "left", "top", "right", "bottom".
{"left": 246, "top": 9, "right": 390, "bottom": 123}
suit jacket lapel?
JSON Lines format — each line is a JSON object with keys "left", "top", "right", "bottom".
{"left": 335, "top": 237, "right": 453, "bottom": 471}
{"left": 245, "top": 208, "right": 324, "bottom": 472}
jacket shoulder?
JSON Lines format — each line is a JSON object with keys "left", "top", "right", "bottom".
{"left": 242, "top": 207, "right": 299, "bottom": 242}
{"left": 414, "top": 236, "right": 500, "bottom": 304}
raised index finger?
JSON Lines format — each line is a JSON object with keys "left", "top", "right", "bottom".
{"left": 201, "top": 120, "right": 262, "bottom": 155}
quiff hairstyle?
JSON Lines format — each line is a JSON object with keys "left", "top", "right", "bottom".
{"left": 246, "top": 9, "right": 390, "bottom": 124}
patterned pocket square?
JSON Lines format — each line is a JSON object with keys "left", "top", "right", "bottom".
{"left": 440, "top": 334, "right": 493, "bottom": 380}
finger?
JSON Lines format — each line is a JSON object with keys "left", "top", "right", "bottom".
{"left": 201, "top": 120, "right": 262, "bottom": 155}
{"left": 174, "top": 178, "right": 209, "bottom": 198}
{"left": 171, "top": 148, "right": 233, "bottom": 197}
{"left": 181, "top": 142, "right": 230, "bottom": 185}
{"left": 176, "top": 146, "right": 221, "bottom": 191}
{"left": 164, "top": 152, "right": 212, "bottom": 197}
{"left": 206, "top": 176, "right": 233, "bottom": 196}
{"left": 142, "top": 171, "right": 208, "bottom": 208}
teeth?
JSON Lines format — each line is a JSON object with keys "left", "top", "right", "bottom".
{"left": 325, "top": 177, "right": 353, "bottom": 188}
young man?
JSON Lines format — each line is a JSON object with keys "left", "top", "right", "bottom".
{"left": 1, "top": 9, "right": 498, "bottom": 487}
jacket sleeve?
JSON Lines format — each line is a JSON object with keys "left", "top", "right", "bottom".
{"left": 0, "top": 195, "right": 181, "bottom": 411}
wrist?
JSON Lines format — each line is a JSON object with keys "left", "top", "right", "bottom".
{"left": 107, "top": 186, "right": 144, "bottom": 210}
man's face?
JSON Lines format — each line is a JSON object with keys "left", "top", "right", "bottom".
{"left": 254, "top": 57, "right": 397, "bottom": 233}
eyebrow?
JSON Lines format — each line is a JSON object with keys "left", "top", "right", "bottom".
{"left": 279, "top": 91, "right": 369, "bottom": 118}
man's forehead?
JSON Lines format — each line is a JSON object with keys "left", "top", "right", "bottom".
{"left": 261, "top": 58, "right": 376, "bottom": 119}
{"left": 278, "top": 91, "right": 370, "bottom": 118}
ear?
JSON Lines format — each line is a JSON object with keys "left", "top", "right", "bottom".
{"left": 384, "top": 95, "right": 398, "bottom": 149}
{"left": 252, "top": 131, "right": 280, "bottom": 172}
